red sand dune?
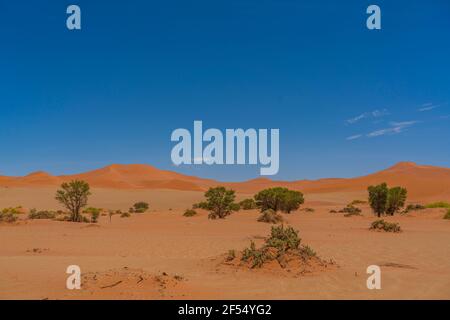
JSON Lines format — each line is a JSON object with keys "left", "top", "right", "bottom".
{"left": 1, "top": 162, "right": 450, "bottom": 200}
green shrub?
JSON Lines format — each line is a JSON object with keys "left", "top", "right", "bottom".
{"left": 183, "top": 209, "right": 197, "bottom": 217}
{"left": 202, "top": 187, "right": 238, "bottom": 219}
{"left": 239, "top": 198, "right": 257, "bottom": 210}
{"left": 132, "top": 202, "right": 149, "bottom": 213}
{"left": 257, "top": 209, "right": 283, "bottom": 224}
{"left": 55, "top": 180, "right": 91, "bottom": 222}
{"left": 349, "top": 200, "right": 367, "bottom": 206}
{"left": 368, "top": 183, "right": 408, "bottom": 217}
{"left": 443, "top": 209, "right": 450, "bottom": 220}
{"left": 254, "top": 187, "right": 304, "bottom": 213}
{"left": 83, "top": 207, "right": 101, "bottom": 223}
{"left": 0, "top": 211, "right": 18, "bottom": 223}
{"left": 28, "top": 209, "right": 56, "bottom": 220}
{"left": 425, "top": 202, "right": 450, "bottom": 209}
{"left": 239, "top": 225, "right": 318, "bottom": 269}
{"left": 339, "top": 205, "right": 361, "bottom": 215}
{"left": 241, "top": 241, "right": 272, "bottom": 268}
{"left": 370, "top": 219, "right": 401, "bottom": 233}
{"left": 266, "top": 225, "right": 301, "bottom": 251}
{"left": 386, "top": 187, "right": 407, "bottom": 216}
{"left": 230, "top": 202, "right": 241, "bottom": 212}
{"left": 120, "top": 211, "right": 131, "bottom": 218}
{"left": 1, "top": 207, "right": 24, "bottom": 215}
{"left": 301, "top": 207, "right": 315, "bottom": 213}
{"left": 402, "top": 204, "right": 426, "bottom": 214}
{"left": 302, "top": 245, "right": 317, "bottom": 257}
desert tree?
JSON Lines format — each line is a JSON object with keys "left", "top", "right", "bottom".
{"left": 254, "top": 187, "right": 304, "bottom": 213}
{"left": 367, "top": 183, "right": 389, "bottom": 217}
{"left": 203, "top": 186, "right": 237, "bottom": 219}
{"left": 280, "top": 190, "right": 304, "bottom": 213}
{"left": 386, "top": 187, "right": 407, "bottom": 216}
{"left": 55, "top": 180, "right": 91, "bottom": 222}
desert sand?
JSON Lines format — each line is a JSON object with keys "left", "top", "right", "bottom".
{"left": 0, "top": 162, "right": 449, "bottom": 300}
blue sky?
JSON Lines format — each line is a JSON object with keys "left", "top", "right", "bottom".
{"left": 0, "top": 0, "right": 449, "bottom": 181}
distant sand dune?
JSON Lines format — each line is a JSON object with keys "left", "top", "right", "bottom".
{"left": 1, "top": 162, "right": 450, "bottom": 201}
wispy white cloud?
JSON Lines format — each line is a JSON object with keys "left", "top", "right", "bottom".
{"left": 367, "top": 121, "right": 419, "bottom": 138}
{"left": 418, "top": 103, "right": 439, "bottom": 112}
{"left": 346, "top": 134, "right": 363, "bottom": 141}
{"left": 346, "top": 109, "right": 389, "bottom": 124}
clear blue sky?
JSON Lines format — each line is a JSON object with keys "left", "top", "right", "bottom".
{"left": 1, "top": 0, "right": 449, "bottom": 181}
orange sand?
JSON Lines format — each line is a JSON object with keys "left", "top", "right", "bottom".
{"left": 1, "top": 162, "right": 449, "bottom": 299}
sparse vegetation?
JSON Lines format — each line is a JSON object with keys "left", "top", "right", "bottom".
{"left": 402, "top": 204, "right": 426, "bottom": 214}
{"left": 1, "top": 207, "right": 24, "bottom": 215}
{"left": 83, "top": 207, "right": 101, "bottom": 223}
{"left": 28, "top": 209, "right": 56, "bottom": 220}
{"left": 131, "top": 202, "right": 149, "bottom": 213}
{"left": 344, "top": 211, "right": 362, "bottom": 217}
{"left": 239, "top": 198, "right": 257, "bottom": 210}
{"left": 425, "top": 201, "right": 450, "bottom": 209}
{"left": 370, "top": 219, "right": 401, "bottom": 233}
{"left": 257, "top": 209, "right": 283, "bottom": 224}
{"left": 349, "top": 200, "right": 367, "bottom": 206}
{"left": 183, "top": 209, "right": 197, "bottom": 217}
{"left": 55, "top": 180, "right": 91, "bottom": 222}
{"left": 120, "top": 211, "right": 131, "bottom": 218}
{"left": 202, "top": 186, "right": 238, "bottom": 219}
{"left": 339, "top": 205, "right": 361, "bottom": 215}
{"left": 239, "top": 225, "right": 319, "bottom": 269}
{"left": 301, "top": 207, "right": 315, "bottom": 213}
{"left": 0, "top": 211, "right": 18, "bottom": 223}
{"left": 254, "top": 187, "right": 304, "bottom": 213}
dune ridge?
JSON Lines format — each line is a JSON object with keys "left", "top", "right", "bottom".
{"left": 1, "top": 162, "right": 450, "bottom": 201}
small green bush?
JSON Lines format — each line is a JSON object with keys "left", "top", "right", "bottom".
{"left": 370, "top": 219, "right": 401, "bottom": 233}
{"left": 257, "top": 209, "right": 283, "bottom": 224}
{"left": 132, "top": 202, "right": 149, "bottom": 213}
{"left": 266, "top": 225, "right": 301, "bottom": 251}
{"left": 83, "top": 207, "right": 101, "bottom": 223}
{"left": 239, "top": 199, "right": 257, "bottom": 210}
{"left": 1, "top": 207, "right": 23, "bottom": 215}
{"left": 183, "top": 209, "right": 197, "bottom": 217}
{"left": 302, "top": 245, "right": 317, "bottom": 257}
{"left": 425, "top": 202, "right": 450, "bottom": 209}
{"left": 403, "top": 204, "right": 426, "bottom": 214}
{"left": 349, "top": 200, "right": 367, "bottom": 206}
{"left": 120, "top": 211, "right": 131, "bottom": 218}
{"left": 339, "top": 205, "right": 361, "bottom": 215}
{"left": 0, "top": 212, "right": 18, "bottom": 223}
{"left": 241, "top": 241, "right": 272, "bottom": 268}
{"left": 28, "top": 209, "right": 56, "bottom": 220}
{"left": 239, "top": 225, "right": 319, "bottom": 269}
